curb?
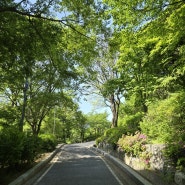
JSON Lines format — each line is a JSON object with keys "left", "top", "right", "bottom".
{"left": 9, "top": 144, "right": 64, "bottom": 185}
{"left": 90, "top": 147, "right": 153, "bottom": 185}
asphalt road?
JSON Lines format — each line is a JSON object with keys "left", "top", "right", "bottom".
{"left": 32, "top": 142, "right": 137, "bottom": 185}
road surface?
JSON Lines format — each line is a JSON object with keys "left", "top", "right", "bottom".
{"left": 32, "top": 142, "right": 137, "bottom": 185}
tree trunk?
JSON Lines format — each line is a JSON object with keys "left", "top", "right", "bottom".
{"left": 31, "top": 119, "right": 43, "bottom": 135}
{"left": 19, "top": 79, "right": 29, "bottom": 132}
{"left": 109, "top": 94, "right": 120, "bottom": 128}
{"left": 31, "top": 123, "right": 38, "bottom": 135}
{"left": 139, "top": 90, "right": 148, "bottom": 113}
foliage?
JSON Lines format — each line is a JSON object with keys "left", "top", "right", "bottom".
{"left": 165, "top": 141, "right": 185, "bottom": 171}
{"left": 0, "top": 127, "right": 43, "bottom": 168}
{"left": 41, "top": 102, "right": 93, "bottom": 144}
{"left": 21, "top": 135, "right": 43, "bottom": 164}
{"left": 140, "top": 91, "right": 185, "bottom": 170}
{"left": 117, "top": 132, "right": 148, "bottom": 157}
{"left": 96, "top": 126, "right": 126, "bottom": 148}
{"left": 0, "top": 0, "right": 100, "bottom": 135}
{"left": 0, "top": 105, "right": 19, "bottom": 127}
{"left": 0, "top": 127, "right": 59, "bottom": 169}
{"left": 42, "top": 107, "right": 110, "bottom": 144}
{"left": 103, "top": 0, "right": 185, "bottom": 31}
{"left": 140, "top": 92, "right": 185, "bottom": 144}
{"left": 120, "top": 113, "right": 143, "bottom": 133}
{"left": 176, "top": 157, "right": 185, "bottom": 172}
{"left": 118, "top": 95, "right": 144, "bottom": 133}
{"left": 1, "top": 0, "right": 185, "bottom": 176}
{"left": 39, "top": 134, "right": 57, "bottom": 152}
{"left": 107, "top": 1, "right": 185, "bottom": 171}
{"left": 81, "top": 37, "right": 123, "bottom": 127}
{"left": 85, "top": 112, "right": 110, "bottom": 138}
{"left": 0, "top": 127, "right": 24, "bottom": 168}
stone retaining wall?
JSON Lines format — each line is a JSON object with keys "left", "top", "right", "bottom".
{"left": 98, "top": 142, "right": 181, "bottom": 185}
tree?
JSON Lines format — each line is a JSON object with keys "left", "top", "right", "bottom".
{"left": 81, "top": 44, "right": 124, "bottom": 127}
{"left": 85, "top": 112, "right": 110, "bottom": 138}
{"left": 103, "top": 1, "right": 185, "bottom": 114}
{"left": 41, "top": 99, "right": 88, "bottom": 143}
{"left": 104, "top": 0, "right": 185, "bottom": 87}
{"left": 103, "top": 0, "right": 185, "bottom": 30}
{"left": 0, "top": 0, "right": 104, "bottom": 134}
{"left": 0, "top": 16, "right": 75, "bottom": 133}
{"left": 73, "top": 110, "right": 87, "bottom": 143}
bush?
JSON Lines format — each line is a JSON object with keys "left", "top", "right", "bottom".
{"left": 21, "top": 135, "right": 42, "bottom": 164}
{"left": 0, "top": 127, "right": 24, "bottom": 168}
{"left": 0, "top": 127, "right": 43, "bottom": 168}
{"left": 96, "top": 127, "right": 126, "bottom": 149}
{"left": 119, "top": 112, "right": 143, "bottom": 133}
{"left": 39, "top": 134, "right": 57, "bottom": 152}
{"left": 140, "top": 92, "right": 185, "bottom": 144}
{"left": 96, "top": 135, "right": 106, "bottom": 146}
{"left": 140, "top": 91, "right": 185, "bottom": 169}
{"left": 117, "top": 131, "right": 148, "bottom": 157}
{"left": 165, "top": 141, "right": 185, "bottom": 170}
{"left": 177, "top": 157, "right": 185, "bottom": 172}
{"left": 118, "top": 94, "right": 144, "bottom": 132}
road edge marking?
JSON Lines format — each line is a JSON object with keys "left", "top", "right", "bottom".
{"left": 33, "top": 151, "right": 63, "bottom": 185}
{"left": 101, "top": 156, "right": 124, "bottom": 185}
{"left": 88, "top": 147, "right": 124, "bottom": 185}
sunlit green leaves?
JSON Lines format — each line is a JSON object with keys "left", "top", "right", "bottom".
{"left": 140, "top": 92, "right": 185, "bottom": 143}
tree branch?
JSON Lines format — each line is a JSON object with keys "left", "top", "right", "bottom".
{"left": 134, "top": 0, "right": 185, "bottom": 12}
{"left": 0, "top": 6, "right": 94, "bottom": 41}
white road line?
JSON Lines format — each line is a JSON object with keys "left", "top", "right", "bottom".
{"left": 33, "top": 163, "right": 53, "bottom": 185}
{"left": 100, "top": 156, "right": 124, "bottom": 185}
{"left": 34, "top": 147, "right": 124, "bottom": 185}
{"left": 89, "top": 147, "right": 124, "bottom": 185}
{"left": 33, "top": 152, "right": 62, "bottom": 185}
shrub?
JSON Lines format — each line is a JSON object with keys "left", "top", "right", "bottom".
{"left": 140, "top": 92, "right": 185, "bottom": 144}
{"left": 0, "top": 127, "right": 44, "bottom": 168}
{"left": 165, "top": 141, "right": 185, "bottom": 171}
{"left": 119, "top": 112, "right": 143, "bottom": 133}
{"left": 0, "top": 127, "right": 24, "bottom": 168}
{"left": 117, "top": 131, "right": 148, "bottom": 157}
{"left": 21, "top": 135, "right": 42, "bottom": 164}
{"left": 140, "top": 92, "right": 185, "bottom": 171}
{"left": 39, "top": 134, "right": 57, "bottom": 152}
{"left": 140, "top": 92, "right": 185, "bottom": 170}
{"left": 96, "top": 135, "right": 106, "bottom": 146}
{"left": 96, "top": 127, "right": 126, "bottom": 149}
{"left": 104, "top": 127, "right": 125, "bottom": 146}
{"left": 176, "top": 157, "right": 185, "bottom": 172}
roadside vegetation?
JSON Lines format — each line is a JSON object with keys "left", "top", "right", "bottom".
{"left": 1, "top": 0, "right": 185, "bottom": 184}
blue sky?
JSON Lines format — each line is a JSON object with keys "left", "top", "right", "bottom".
{"left": 78, "top": 95, "right": 112, "bottom": 121}
{"left": 78, "top": 99, "right": 93, "bottom": 114}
